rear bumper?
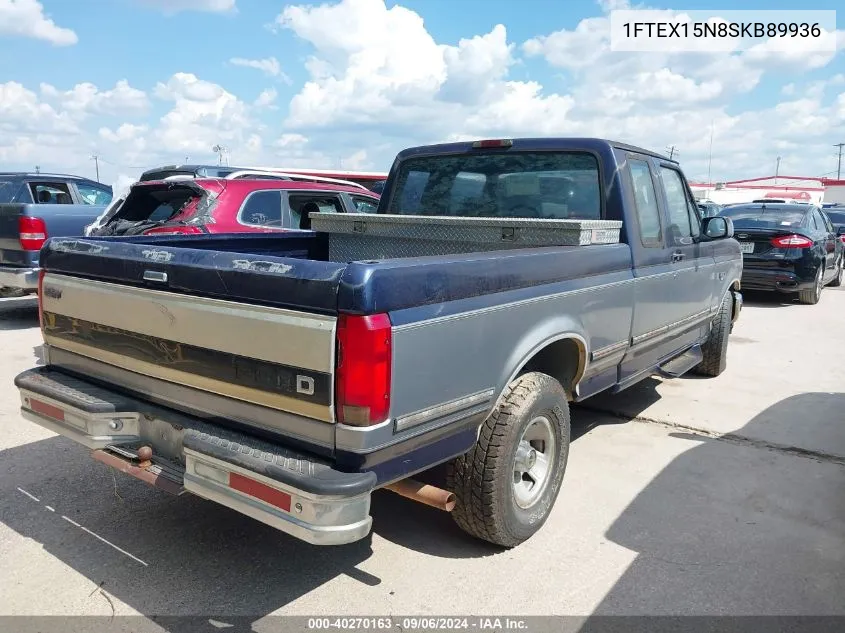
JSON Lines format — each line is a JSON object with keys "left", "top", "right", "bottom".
{"left": 740, "top": 268, "right": 815, "bottom": 293}
{"left": 14, "top": 366, "right": 376, "bottom": 545}
{"left": 0, "top": 265, "right": 39, "bottom": 290}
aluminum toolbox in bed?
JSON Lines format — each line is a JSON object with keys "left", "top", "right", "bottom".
{"left": 309, "top": 213, "right": 623, "bottom": 262}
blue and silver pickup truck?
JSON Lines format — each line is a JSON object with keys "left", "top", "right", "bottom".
{"left": 0, "top": 172, "right": 112, "bottom": 297}
{"left": 13, "top": 138, "right": 742, "bottom": 547}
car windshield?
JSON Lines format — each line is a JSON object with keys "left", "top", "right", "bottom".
{"left": 719, "top": 205, "right": 806, "bottom": 229}
{"left": 385, "top": 151, "right": 601, "bottom": 219}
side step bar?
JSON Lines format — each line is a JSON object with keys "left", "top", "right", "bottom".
{"left": 656, "top": 345, "right": 703, "bottom": 379}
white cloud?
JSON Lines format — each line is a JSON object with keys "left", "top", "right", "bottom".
{"left": 229, "top": 56, "right": 289, "bottom": 81}
{"left": 0, "top": 0, "right": 77, "bottom": 45}
{"left": 254, "top": 88, "right": 278, "bottom": 109}
{"left": 40, "top": 80, "right": 149, "bottom": 117}
{"left": 152, "top": 73, "right": 254, "bottom": 156}
{"left": 138, "top": 0, "right": 235, "bottom": 14}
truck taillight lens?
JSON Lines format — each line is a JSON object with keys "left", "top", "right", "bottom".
{"left": 19, "top": 216, "right": 48, "bottom": 250}
{"left": 771, "top": 234, "right": 813, "bottom": 248}
{"left": 335, "top": 313, "right": 391, "bottom": 427}
{"left": 143, "top": 226, "right": 204, "bottom": 236}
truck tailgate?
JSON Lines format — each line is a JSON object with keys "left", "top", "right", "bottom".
{"left": 41, "top": 273, "right": 338, "bottom": 422}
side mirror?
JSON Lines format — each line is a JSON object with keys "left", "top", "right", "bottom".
{"left": 702, "top": 216, "right": 733, "bottom": 239}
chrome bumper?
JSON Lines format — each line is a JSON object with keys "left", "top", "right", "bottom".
{"left": 15, "top": 367, "right": 376, "bottom": 546}
{"left": 0, "top": 265, "right": 39, "bottom": 290}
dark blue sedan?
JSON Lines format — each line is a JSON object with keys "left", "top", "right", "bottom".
{"left": 719, "top": 202, "right": 844, "bottom": 304}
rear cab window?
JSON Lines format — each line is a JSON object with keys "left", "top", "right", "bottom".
{"left": 385, "top": 151, "right": 601, "bottom": 219}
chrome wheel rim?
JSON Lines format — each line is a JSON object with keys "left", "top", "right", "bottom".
{"left": 512, "top": 415, "right": 556, "bottom": 509}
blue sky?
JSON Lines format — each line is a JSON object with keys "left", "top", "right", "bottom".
{"left": 0, "top": 0, "right": 843, "bottom": 191}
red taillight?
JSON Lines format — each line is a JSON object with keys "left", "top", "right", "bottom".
{"left": 335, "top": 313, "right": 392, "bottom": 426}
{"left": 771, "top": 234, "right": 813, "bottom": 248}
{"left": 18, "top": 216, "right": 47, "bottom": 250}
{"left": 472, "top": 139, "right": 513, "bottom": 149}
{"left": 142, "top": 225, "right": 203, "bottom": 236}
{"left": 37, "top": 269, "right": 46, "bottom": 329}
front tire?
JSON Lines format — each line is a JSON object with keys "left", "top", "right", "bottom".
{"left": 446, "top": 371, "right": 570, "bottom": 548}
{"left": 798, "top": 266, "right": 824, "bottom": 304}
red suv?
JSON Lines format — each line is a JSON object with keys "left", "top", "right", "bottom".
{"left": 88, "top": 177, "right": 380, "bottom": 237}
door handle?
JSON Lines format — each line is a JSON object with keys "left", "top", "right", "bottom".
{"left": 671, "top": 251, "right": 685, "bottom": 262}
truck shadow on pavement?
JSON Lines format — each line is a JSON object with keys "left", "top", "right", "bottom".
{"left": 585, "top": 391, "right": 845, "bottom": 617}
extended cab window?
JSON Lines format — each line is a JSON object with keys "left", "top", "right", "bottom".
{"left": 660, "top": 167, "right": 700, "bottom": 244}
{"left": 628, "top": 159, "right": 662, "bottom": 247}
{"left": 386, "top": 151, "right": 601, "bottom": 220}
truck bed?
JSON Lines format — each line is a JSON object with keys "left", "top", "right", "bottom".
{"left": 40, "top": 227, "right": 632, "bottom": 315}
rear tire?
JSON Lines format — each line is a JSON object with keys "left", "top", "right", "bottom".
{"left": 446, "top": 371, "right": 570, "bottom": 548}
{"left": 692, "top": 291, "right": 732, "bottom": 377}
{"left": 798, "top": 266, "right": 823, "bottom": 304}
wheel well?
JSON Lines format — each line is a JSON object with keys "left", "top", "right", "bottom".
{"left": 519, "top": 337, "right": 585, "bottom": 401}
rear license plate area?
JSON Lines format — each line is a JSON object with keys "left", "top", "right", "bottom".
{"left": 739, "top": 242, "right": 754, "bottom": 254}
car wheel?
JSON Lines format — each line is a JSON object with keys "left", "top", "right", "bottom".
{"left": 798, "top": 266, "right": 824, "bottom": 304}
{"left": 829, "top": 258, "right": 843, "bottom": 288}
{"left": 446, "top": 371, "right": 570, "bottom": 548}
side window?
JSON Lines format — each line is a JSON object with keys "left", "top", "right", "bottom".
{"left": 628, "top": 159, "right": 662, "bottom": 247}
{"left": 289, "top": 194, "right": 343, "bottom": 230}
{"left": 817, "top": 210, "right": 833, "bottom": 233}
{"left": 76, "top": 182, "right": 113, "bottom": 206}
{"left": 30, "top": 182, "right": 73, "bottom": 204}
{"left": 350, "top": 195, "right": 379, "bottom": 214}
{"left": 659, "top": 167, "right": 695, "bottom": 245}
{"left": 810, "top": 211, "right": 821, "bottom": 231}
{"left": 239, "top": 190, "right": 283, "bottom": 227}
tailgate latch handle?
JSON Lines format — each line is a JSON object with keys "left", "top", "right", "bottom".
{"left": 143, "top": 270, "right": 168, "bottom": 283}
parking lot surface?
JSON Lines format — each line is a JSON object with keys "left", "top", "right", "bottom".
{"left": 1, "top": 288, "right": 844, "bottom": 619}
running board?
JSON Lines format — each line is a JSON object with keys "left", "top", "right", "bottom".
{"left": 656, "top": 345, "right": 703, "bottom": 379}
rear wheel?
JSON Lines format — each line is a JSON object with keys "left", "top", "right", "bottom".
{"left": 446, "top": 371, "right": 570, "bottom": 548}
{"left": 798, "top": 266, "right": 824, "bottom": 304}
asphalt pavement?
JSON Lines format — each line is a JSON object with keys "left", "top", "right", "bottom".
{"left": 1, "top": 287, "right": 843, "bottom": 621}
